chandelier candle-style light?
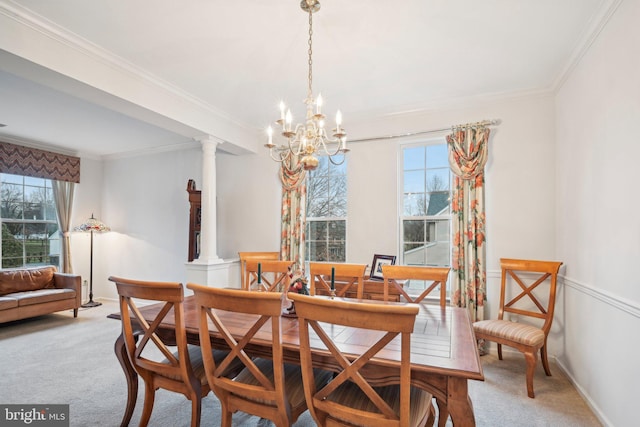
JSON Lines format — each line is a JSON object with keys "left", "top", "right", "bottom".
{"left": 265, "top": 0, "right": 348, "bottom": 171}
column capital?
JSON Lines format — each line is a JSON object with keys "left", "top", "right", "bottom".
{"left": 194, "top": 134, "right": 225, "bottom": 148}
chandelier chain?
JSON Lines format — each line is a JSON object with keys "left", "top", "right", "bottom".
{"left": 307, "top": 8, "right": 313, "bottom": 100}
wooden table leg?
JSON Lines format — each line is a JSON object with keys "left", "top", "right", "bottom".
{"left": 436, "top": 398, "right": 449, "bottom": 427}
{"left": 447, "top": 377, "right": 475, "bottom": 427}
{"left": 114, "top": 332, "right": 138, "bottom": 427}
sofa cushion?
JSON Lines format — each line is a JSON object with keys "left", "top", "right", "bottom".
{"left": 0, "top": 266, "right": 57, "bottom": 296}
{"left": 9, "top": 288, "right": 76, "bottom": 306}
{"left": 0, "top": 296, "right": 18, "bottom": 310}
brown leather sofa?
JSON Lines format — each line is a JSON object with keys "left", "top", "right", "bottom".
{"left": 0, "top": 265, "right": 81, "bottom": 323}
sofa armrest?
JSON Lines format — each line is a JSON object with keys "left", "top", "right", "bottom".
{"left": 54, "top": 273, "right": 82, "bottom": 308}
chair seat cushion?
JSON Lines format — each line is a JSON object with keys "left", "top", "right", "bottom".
{"left": 233, "top": 358, "right": 332, "bottom": 409}
{"left": 161, "top": 345, "right": 232, "bottom": 385}
{"left": 474, "top": 319, "right": 545, "bottom": 347}
{"left": 326, "top": 381, "right": 432, "bottom": 426}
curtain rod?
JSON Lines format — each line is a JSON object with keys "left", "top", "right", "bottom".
{"left": 348, "top": 119, "right": 500, "bottom": 143}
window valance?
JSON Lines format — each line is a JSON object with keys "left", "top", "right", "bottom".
{"left": 0, "top": 141, "right": 80, "bottom": 183}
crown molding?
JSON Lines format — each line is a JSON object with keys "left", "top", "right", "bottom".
{"left": 0, "top": 0, "right": 258, "bottom": 152}
{"left": 552, "top": 0, "right": 624, "bottom": 92}
{"left": 0, "top": 0, "right": 245, "bottom": 128}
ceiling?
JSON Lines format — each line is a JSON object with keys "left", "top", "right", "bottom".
{"left": 0, "top": 0, "right": 612, "bottom": 157}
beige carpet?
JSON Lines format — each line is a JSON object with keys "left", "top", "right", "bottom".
{"left": 0, "top": 301, "right": 602, "bottom": 426}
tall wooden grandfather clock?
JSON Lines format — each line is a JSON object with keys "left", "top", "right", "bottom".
{"left": 186, "top": 179, "right": 201, "bottom": 261}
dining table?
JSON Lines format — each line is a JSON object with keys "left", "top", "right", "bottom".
{"left": 109, "top": 295, "right": 484, "bottom": 427}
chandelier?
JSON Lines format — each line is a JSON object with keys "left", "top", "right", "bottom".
{"left": 265, "top": 0, "right": 348, "bottom": 171}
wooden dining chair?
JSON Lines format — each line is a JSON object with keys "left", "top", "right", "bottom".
{"left": 473, "top": 258, "right": 563, "bottom": 398}
{"left": 238, "top": 251, "right": 280, "bottom": 290}
{"left": 308, "top": 262, "right": 367, "bottom": 299}
{"left": 244, "top": 259, "right": 293, "bottom": 292}
{"left": 290, "top": 293, "right": 435, "bottom": 427}
{"left": 187, "top": 284, "right": 332, "bottom": 427}
{"left": 381, "top": 265, "right": 451, "bottom": 307}
{"left": 109, "top": 276, "right": 236, "bottom": 427}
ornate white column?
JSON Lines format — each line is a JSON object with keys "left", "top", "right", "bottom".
{"left": 194, "top": 135, "right": 221, "bottom": 263}
{"left": 185, "top": 135, "right": 240, "bottom": 288}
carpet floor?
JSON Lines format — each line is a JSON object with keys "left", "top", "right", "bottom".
{"left": 0, "top": 302, "right": 602, "bottom": 426}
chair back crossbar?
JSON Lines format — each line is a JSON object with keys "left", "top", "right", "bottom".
{"left": 382, "top": 265, "right": 451, "bottom": 307}
{"left": 238, "top": 251, "right": 280, "bottom": 290}
{"left": 308, "top": 262, "right": 367, "bottom": 299}
{"left": 245, "top": 259, "right": 293, "bottom": 292}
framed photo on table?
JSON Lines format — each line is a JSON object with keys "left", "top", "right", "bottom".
{"left": 369, "top": 254, "right": 396, "bottom": 280}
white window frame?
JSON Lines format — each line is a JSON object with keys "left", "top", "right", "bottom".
{"left": 305, "top": 155, "right": 347, "bottom": 263}
{"left": 398, "top": 138, "right": 452, "bottom": 297}
{"left": 1, "top": 173, "right": 59, "bottom": 269}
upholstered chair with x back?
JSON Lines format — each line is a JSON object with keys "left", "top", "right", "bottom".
{"left": 109, "top": 276, "right": 237, "bottom": 427}
{"left": 187, "top": 284, "right": 332, "bottom": 427}
{"left": 473, "top": 258, "right": 563, "bottom": 398}
{"left": 290, "top": 293, "right": 435, "bottom": 427}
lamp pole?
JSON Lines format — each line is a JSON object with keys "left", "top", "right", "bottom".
{"left": 74, "top": 213, "right": 109, "bottom": 308}
{"left": 82, "top": 227, "right": 101, "bottom": 307}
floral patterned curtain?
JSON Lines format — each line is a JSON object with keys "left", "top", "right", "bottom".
{"left": 279, "top": 157, "right": 306, "bottom": 272}
{"left": 447, "top": 126, "right": 490, "bottom": 333}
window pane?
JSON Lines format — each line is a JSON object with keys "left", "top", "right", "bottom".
{"left": 403, "top": 193, "right": 425, "bottom": 216}
{"left": 403, "top": 243, "right": 425, "bottom": 265}
{"left": 310, "top": 241, "right": 327, "bottom": 262}
{"left": 308, "top": 221, "right": 327, "bottom": 241}
{"left": 327, "top": 220, "right": 345, "bottom": 241}
{"left": 24, "top": 176, "right": 46, "bottom": 186}
{"left": 1, "top": 174, "right": 23, "bottom": 185}
{"left": 426, "top": 168, "right": 450, "bottom": 192}
{"left": 404, "top": 170, "right": 424, "bottom": 193}
{"left": 425, "top": 242, "right": 450, "bottom": 266}
{"left": 307, "top": 196, "right": 328, "bottom": 218}
{"left": 404, "top": 146, "right": 424, "bottom": 170}
{"left": 403, "top": 220, "right": 425, "bottom": 243}
{"left": 426, "top": 144, "right": 449, "bottom": 168}
{"left": 426, "top": 191, "right": 450, "bottom": 216}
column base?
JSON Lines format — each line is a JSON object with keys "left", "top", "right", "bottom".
{"left": 185, "top": 258, "right": 241, "bottom": 289}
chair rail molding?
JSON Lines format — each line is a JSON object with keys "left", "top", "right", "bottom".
{"left": 561, "top": 275, "right": 640, "bottom": 319}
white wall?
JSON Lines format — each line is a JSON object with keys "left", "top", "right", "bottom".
{"left": 95, "top": 146, "right": 202, "bottom": 301}
{"left": 554, "top": 0, "right": 640, "bottom": 425}
{"left": 216, "top": 94, "right": 558, "bottom": 323}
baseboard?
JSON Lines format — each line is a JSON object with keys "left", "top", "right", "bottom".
{"left": 553, "top": 356, "right": 612, "bottom": 427}
{"left": 482, "top": 346, "right": 611, "bottom": 426}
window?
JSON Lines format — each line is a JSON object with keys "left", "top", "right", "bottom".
{"left": 305, "top": 156, "right": 347, "bottom": 262}
{"left": 401, "top": 142, "right": 451, "bottom": 268}
{"left": 1, "top": 173, "right": 59, "bottom": 268}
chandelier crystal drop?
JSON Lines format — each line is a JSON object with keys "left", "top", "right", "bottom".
{"left": 265, "top": 0, "right": 348, "bottom": 171}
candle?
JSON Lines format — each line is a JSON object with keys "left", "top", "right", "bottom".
{"left": 285, "top": 109, "right": 292, "bottom": 132}
{"left": 279, "top": 101, "right": 286, "bottom": 121}
{"left": 316, "top": 93, "right": 323, "bottom": 114}
{"left": 257, "top": 263, "right": 262, "bottom": 284}
{"left": 335, "top": 110, "right": 342, "bottom": 132}
{"left": 331, "top": 267, "right": 335, "bottom": 290}
{"left": 267, "top": 126, "right": 273, "bottom": 145}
